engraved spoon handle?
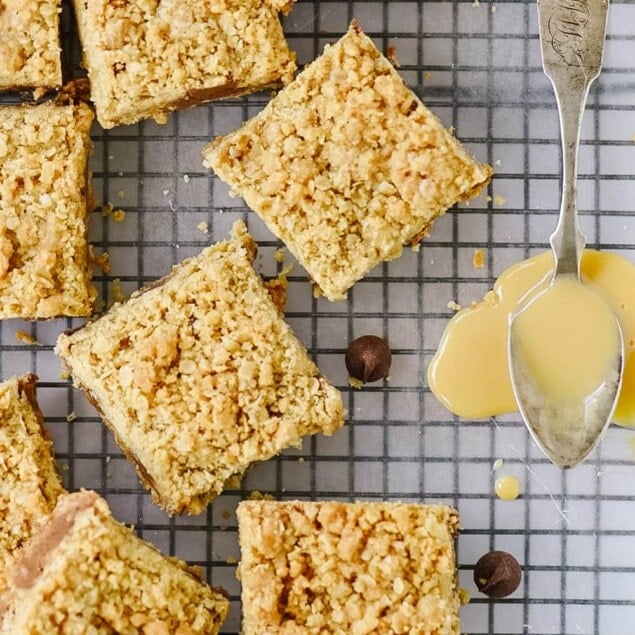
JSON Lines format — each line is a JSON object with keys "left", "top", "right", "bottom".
{"left": 537, "top": 0, "right": 611, "bottom": 278}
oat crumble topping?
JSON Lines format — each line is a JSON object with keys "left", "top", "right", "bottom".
{"left": 204, "top": 21, "right": 492, "bottom": 301}
{"left": 73, "top": 0, "right": 297, "bottom": 128}
{"left": 0, "top": 103, "right": 97, "bottom": 319}
{"left": 55, "top": 222, "right": 344, "bottom": 515}
{"left": 0, "top": 375, "right": 63, "bottom": 595}
{"left": 238, "top": 500, "right": 461, "bottom": 635}
{"left": 0, "top": 0, "right": 62, "bottom": 89}
{"left": 0, "top": 491, "right": 229, "bottom": 633}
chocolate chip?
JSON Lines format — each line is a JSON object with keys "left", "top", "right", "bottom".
{"left": 345, "top": 335, "right": 391, "bottom": 383}
{"left": 473, "top": 551, "right": 522, "bottom": 598}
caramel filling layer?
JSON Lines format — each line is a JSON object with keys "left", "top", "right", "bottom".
{"left": 11, "top": 490, "right": 98, "bottom": 591}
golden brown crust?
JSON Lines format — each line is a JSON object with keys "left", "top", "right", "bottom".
{"left": 238, "top": 500, "right": 461, "bottom": 635}
{"left": 0, "top": 103, "right": 97, "bottom": 319}
{"left": 72, "top": 0, "right": 297, "bottom": 128}
{"left": 0, "top": 375, "right": 64, "bottom": 595}
{"left": 0, "top": 0, "right": 62, "bottom": 89}
{"left": 74, "top": 381, "right": 164, "bottom": 503}
{"left": 204, "top": 21, "right": 492, "bottom": 301}
{"left": 1, "top": 491, "right": 229, "bottom": 633}
{"left": 55, "top": 222, "right": 344, "bottom": 515}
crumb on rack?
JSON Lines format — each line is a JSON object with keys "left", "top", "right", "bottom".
{"left": 92, "top": 251, "right": 111, "bottom": 274}
{"left": 66, "top": 411, "right": 77, "bottom": 422}
{"left": 493, "top": 194, "right": 506, "bottom": 207}
{"left": 447, "top": 300, "right": 462, "bottom": 312}
{"left": 265, "top": 273, "right": 289, "bottom": 313}
{"left": 226, "top": 556, "right": 238, "bottom": 565}
{"left": 472, "top": 0, "right": 480, "bottom": 6}
{"left": 247, "top": 491, "right": 275, "bottom": 501}
{"left": 492, "top": 458, "right": 504, "bottom": 471}
{"left": 348, "top": 376, "right": 363, "bottom": 390}
{"left": 101, "top": 203, "right": 113, "bottom": 217}
{"left": 197, "top": 221, "right": 209, "bottom": 234}
{"left": 386, "top": 45, "right": 400, "bottom": 67}
{"left": 32, "top": 87, "right": 47, "bottom": 100}
{"left": 109, "top": 278, "right": 125, "bottom": 306}
{"left": 183, "top": 174, "right": 190, "bottom": 183}
{"left": 265, "top": 262, "right": 292, "bottom": 311}
{"left": 112, "top": 209, "right": 126, "bottom": 223}
{"left": 117, "top": 190, "right": 125, "bottom": 199}
{"left": 163, "top": 189, "right": 170, "bottom": 196}
{"left": 459, "top": 588, "right": 471, "bottom": 605}
{"left": 15, "top": 330, "right": 38, "bottom": 346}
{"left": 225, "top": 475, "right": 242, "bottom": 490}
{"left": 494, "top": 158, "right": 502, "bottom": 167}
{"left": 473, "top": 248, "right": 486, "bottom": 269}
{"left": 424, "top": 71, "right": 432, "bottom": 80}
{"left": 273, "top": 247, "right": 285, "bottom": 263}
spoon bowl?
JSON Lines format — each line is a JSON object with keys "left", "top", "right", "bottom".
{"left": 509, "top": 276, "right": 624, "bottom": 468}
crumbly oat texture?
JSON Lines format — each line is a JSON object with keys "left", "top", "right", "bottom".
{"left": 72, "top": 0, "right": 297, "bottom": 129}
{"left": 0, "top": 0, "right": 62, "bottom": 90}
{"left": 204, "top": 21, "right": 493, "bottom": 301}
{"left": 55, "top": 222, "right": 344, "bottom": 515}
{"left": 0, "top": 103, "right": 97, "bottom": 318}
{"left": 238, "top": 500, "right": 461, "bottom": 635}
{"left": 0, "top": 491, "right": 229, "bottom": 633}
{"left": 0, "top": 375, "right": 64, "bottom": 595}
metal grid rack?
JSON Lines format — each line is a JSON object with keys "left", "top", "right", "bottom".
{"left": 1, "top": 1, "right": 634, "bottom": 633}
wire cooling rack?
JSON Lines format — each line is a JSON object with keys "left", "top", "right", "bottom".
{"left": 1, "top": 1, "right": 634, "bottom": 633}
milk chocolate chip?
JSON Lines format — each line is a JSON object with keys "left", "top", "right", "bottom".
{"left": 345, "top": 335, "right": 391, "bottom": 383}
{"left": 473, "top": 551, "right": 522, "bottom": 598}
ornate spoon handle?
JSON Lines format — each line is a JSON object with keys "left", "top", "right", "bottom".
{"left": 537, "top": 0, "right": 610, "bottom": 278}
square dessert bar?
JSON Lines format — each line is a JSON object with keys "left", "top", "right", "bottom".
{"left": 0, "top": 0, "right": 62, "bottom": 90}
{"left": 73, "top": 0, "right": 297, "bottom": 128}
{"left": 0, "top": 491, "right": 229, "bottom": 633}
{"left": 205, "top": 21, "right": 493, "bottom": 301}
{"left": 238, "top": 500, "right": 461, "bottom": 634}
{"left": 0, "top": 375, "right": 64, "bottom": 595}
{"left": 0, "top": 103, "right": 96, "bottom": 319}
{"left": 55, "top": 222, "right": 344, "bottom": 515}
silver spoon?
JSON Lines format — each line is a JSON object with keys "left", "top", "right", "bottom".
{"left": 508, "top": 0, "right": 623, "bottom": 468}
